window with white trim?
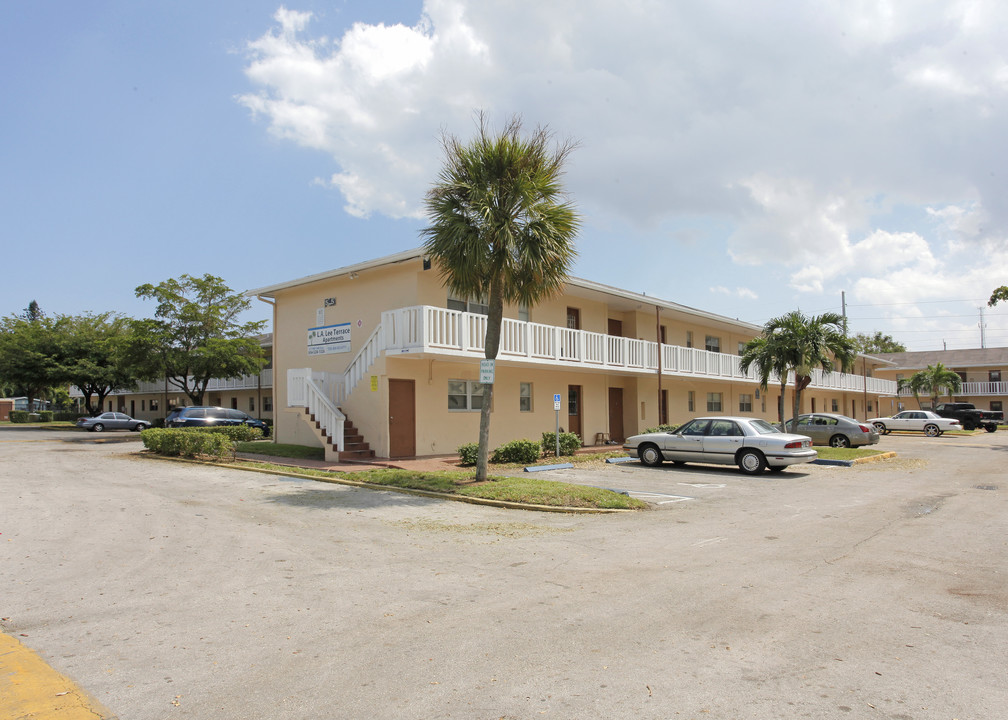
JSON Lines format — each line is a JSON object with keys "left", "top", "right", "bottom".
{"left": 738, "top": 394, "right": 752, "bottom": 412}
{"left": 686, "top": 331, "right": 693, "bottom": 348}
{"left": 707, "top": 392, "right": 722, "bottom": 412}
{"left": 518, "top": 305, "right": 530, "bottom": 322}
{"left": 705, "top": 335, "right": 721, "bottom": 353}
{"left": 738, "top": 342, "right": 747, "bottom": 356}
{"left": 449, "top": 380, "right": 485, "bottom": 411}
{"left": 687, "top": 391, "right": 695, "bottom": 412}
{"left": 519, "top": 382, "right": 532, "bottom": 412}
{"left": 831, "top": 399, "right": 839, "bottom": 412}
{"left": 447, "top": 292, "right": 489, "bottom": 315}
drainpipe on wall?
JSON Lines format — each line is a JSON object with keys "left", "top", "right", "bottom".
{"left": 862, "top": 356, "right": 868, "bottom": 422}
{"left": 256, "top": 294, "right": 277, "bottom": 442}
{"left": 656, "top": 305, "right": 663, "bottom": 425}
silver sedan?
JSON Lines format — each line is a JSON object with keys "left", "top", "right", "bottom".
{"left": 789, "top": 413, "right": 880, "bottom": 448}
{"left": 76, "top": 412, "right": 150, "bottom": 432}
{"left": 623, "top": 416, "right": 817, "bottom": 475}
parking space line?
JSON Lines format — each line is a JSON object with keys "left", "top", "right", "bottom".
{"left": 630, "top": 492, "right": 694, "bottom": 504}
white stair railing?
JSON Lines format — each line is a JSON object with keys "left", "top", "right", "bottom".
{"left": 287, "top": 368, "right": 345, "bottom": 452}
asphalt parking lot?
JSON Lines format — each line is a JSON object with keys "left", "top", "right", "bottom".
{"left": 2, "top": 427, "right": 1006, "bottom": 719}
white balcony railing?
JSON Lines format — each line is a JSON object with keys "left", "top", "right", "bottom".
{"left": 897, "top": 381, "right": 1008, "bottom": 398}
{"left": 373, "top": 305, "right": 898, "bottom": 396}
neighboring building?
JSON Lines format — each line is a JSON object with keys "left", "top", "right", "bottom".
{"left": 68, "top": 334, "right": 274, "bottom": 422}
{"left": 871, "top": 348, "right": 1008, "bottom": 415}
{"left": 248, "top": 248, "right": 897, "bottom": 461}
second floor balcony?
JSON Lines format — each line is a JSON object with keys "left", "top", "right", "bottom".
{"left": 379, "top": 306, "right": 897, "bottom": 395}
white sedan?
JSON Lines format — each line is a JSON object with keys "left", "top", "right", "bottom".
{"left": 623, "top": 416, "right": 817, "bottom": 475}
{"left": 867, "top": 410, "right": 961, "bottom": 436}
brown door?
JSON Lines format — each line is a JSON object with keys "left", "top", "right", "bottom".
{"left": 389, "top": 379, "right": 416, "bottom": 458}
{"left": 566, "top": 307, "right": 581, "bottom": 330}
{"left": 608, "top": 387, "right": 624, "bottom": 442}
{"left": 567, "top": 385, "right": 582, "bottom": 441}
{"left": 607, "top": 318, "right": 622, "bottom": 336}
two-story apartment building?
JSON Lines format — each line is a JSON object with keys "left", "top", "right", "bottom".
{"left": 871, "top": 348, "right": 1008, "bottom": 414}
{"left": 248, "top": 248, "right": 897, "bottom": 460}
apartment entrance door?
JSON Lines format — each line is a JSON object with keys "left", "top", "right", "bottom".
{"left": 388, "top": 379, "right": 416, "bottom": 458}
{"left": 567, "top": 385, "right": 582, "bottom": 441}
{"left": 608, "top": 387, "right": 624, "bottom": 442}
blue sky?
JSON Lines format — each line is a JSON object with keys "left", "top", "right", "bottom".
{"left": 4, "top": 1, "right": 1008, "bottom": 350}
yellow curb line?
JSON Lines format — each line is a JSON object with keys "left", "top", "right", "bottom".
{"left": 131, "top": 451, "right": 637, "bottom": 514}
{"left": 850, "top": 452, "right": 898, "bottom": 465}
{"left": 0, "top": 633, "right": 117, "bottom": 720}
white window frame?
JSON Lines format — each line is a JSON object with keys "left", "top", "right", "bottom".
{"left": 705, "top": 335, "right": 721, "bottom": 353}
{"left": 519, "top": 382, "right": 533, "bottom": 412}
{"left": 738, "top": 394, "right": 752, "bottom": 413}
{"left": 687, "top": 390, "right": 695, "bottom": 412}
{"left": 449, "top": 380, "right": 485, "bottom": 411}
{"left": 707, "top": 392, "right": 723, "bottom": 412}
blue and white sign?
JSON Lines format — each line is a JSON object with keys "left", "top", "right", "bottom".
{"left": 554, "top": 393, "right": 562, "bottom": 410}
{"left": 308, "top": 323, "right": 351, "bottom": 355}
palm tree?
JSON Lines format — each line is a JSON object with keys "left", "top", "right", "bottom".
{"left": 422, "top": 113, "right": 580, "bottom": 481}
{"left": 743, "top": 311, "right": 857, "bottom": 431}
{"left": 739, "top": 334, "right": 791, "bottom": 427}
{"left": 904, "top": 363, "right": 962, "bottom": 410}
{"left": 897, "top": 373, "right": 928, "bottom": 409}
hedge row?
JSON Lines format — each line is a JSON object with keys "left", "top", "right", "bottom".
{"left": 458, "top": 432, "right": 584, "bottom": 466}
{"left": 171, "top": 425, "right": 264, "bottom": 442}
{"left": 141, "top": 428, "right": 235, "bottom": 460}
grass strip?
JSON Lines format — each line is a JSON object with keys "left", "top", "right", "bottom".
{"left": 233, "top": 460, "right": 646, "bottom": 510}
{"left": 235, "top": 441, "right": 325, "bottom": 460}
{"left": 813, "top": 446, "right": 887, "bottom": 461}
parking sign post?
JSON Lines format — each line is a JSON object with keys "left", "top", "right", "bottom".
{"left": 553, "top": 393, "right": 562, "bottom": 457}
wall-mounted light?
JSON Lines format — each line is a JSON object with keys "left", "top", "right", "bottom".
{"left": 348, "top": 271, "right": 359, "bottom": 280}
{"left": 422, "top": 256, "right": 432, "bottom": 271}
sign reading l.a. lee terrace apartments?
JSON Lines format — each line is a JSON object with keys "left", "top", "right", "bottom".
{"left": 307, "top": 323, "right": 351, "bottom": 355}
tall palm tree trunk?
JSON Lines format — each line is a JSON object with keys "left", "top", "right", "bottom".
{"left": 476, "top": 285, "right": 505, "bottom": 482}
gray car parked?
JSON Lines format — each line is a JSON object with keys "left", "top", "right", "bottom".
{"left": 76, "top": 412, "right": 151, "bottom": 433}
{"left": 788, "top": 413, "right": 879, "bottom": 448}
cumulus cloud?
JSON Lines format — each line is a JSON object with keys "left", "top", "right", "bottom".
{"left": 237, "top": 1, "right": 1008, "bottom": 345}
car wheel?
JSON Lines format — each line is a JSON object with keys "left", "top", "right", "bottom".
{"left": 873, "top": 422, "right": 887, "bottom": 435}
{"left": 737, "top": 448, "right": 767, "bottom": 475}
{"left": 639, "top": 444, "right": 663, "bottom": 467}
{"left": 92, "top": 423, "right": 104, "bottom": 432}
{"left": 963, "top": 420, "right": 977, "bottom": 431}
{"left": 924, "top": 424, "right": 940, "bottom": 437}
{"left": 132, "top": 424, "right": 145, "bottom": 432}
{"left": 829, "top": 434, "right": 851, "bottom": 448}
{"left": 985, "top": 424, "right": 997, "bottom": 433}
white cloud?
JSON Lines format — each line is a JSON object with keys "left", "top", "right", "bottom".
{"left": 237, "top": 1, "right": 1008, "bottom": 347}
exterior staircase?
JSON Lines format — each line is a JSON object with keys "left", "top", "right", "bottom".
{"left": 303, "top": 408, "right": 374, "bottom": 462}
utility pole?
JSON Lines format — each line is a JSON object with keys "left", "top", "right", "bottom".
{"left": 841, "top": 291, "right": 847, "bottom": 335}
{"left": 979, "top": 306, "right": 987, "bottom": 348}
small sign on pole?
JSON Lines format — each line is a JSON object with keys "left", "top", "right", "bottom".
{"left": 553, "top": 393, "right": 562, "bottom": 457}
{"left": 480, "top": 359, "right": 495, "bottom": 384}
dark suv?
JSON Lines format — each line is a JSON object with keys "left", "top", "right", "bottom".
{"left": 165, "top": 406, "right": 270, "bottom": 436}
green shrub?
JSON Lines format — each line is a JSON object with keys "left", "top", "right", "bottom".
{"left": 490, "top": 439, "right": 542, "bottom": 464}
{"left": 53, "top": 411, "right": 80, "bottom": 421}
{"left": 9, "top": 411, "right": 29, "bottom": 423}
{"left": 457, "top": 442, "right": 479, "bottom": 466}
{"left": 38, "top": 411, "right": 54, "bottom": 422}
{"left": 642, "top": 423, "right": 680, "bottom": 434}
{"left": 540, "top": 431, "right": 582, "bottom": 457}
{"left": 141, "top": 428, "right": 235, "bottom": 460}
{"left": 151, "top": 417, "right": 165, "bottom": 428}
{"left": 175, "top": 425, "right": 263, "bottom": 442}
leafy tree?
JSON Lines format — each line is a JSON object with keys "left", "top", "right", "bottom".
{"left": 988, "top": 286, "right": 1008, "bottom": 307}
{"left": 0, "top": 306, "right": 58, "bottom": 411}
{"left": 900, "top": 363, "right": 962, "bottom": 410}
{"left": 743, "top": 311, "right": 857, "bottom": 430}
{"left": 54, "top": 313, "right": 146, "bottom": 415}
{"left": 422, "top": 113, "right": 580, "bottom": 481}
{"left": 134, "top": 274, "right": 267, "bottom": 405}
{"left": 852, "top": 331, "right": 906, "bottom": 354}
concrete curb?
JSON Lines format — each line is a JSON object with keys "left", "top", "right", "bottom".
{"left": 812, "top": 451, "right": 897, "bottom": 467}
{"left": 133, "top": 452, "right": 637, "bottom": 514}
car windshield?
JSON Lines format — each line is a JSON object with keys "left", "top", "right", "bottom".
{"left": 748, "top": 419, "right": 781, "bottom": 435}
